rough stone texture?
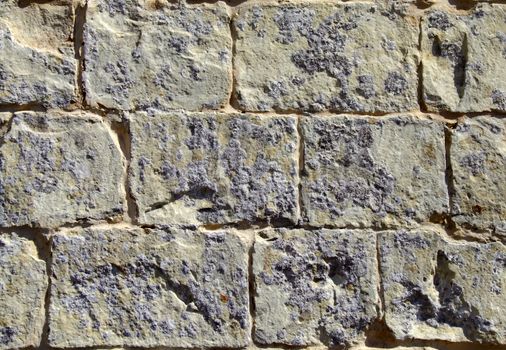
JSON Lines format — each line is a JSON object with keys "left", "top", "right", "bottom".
{"left": 253, "top": 228, "right": 379, "bottom": 347}
{"left": 84, "top": 0, "right": 232, "bottom": 111}
{"left": 129, "top": 111, "right": 299, "bottom": 226}
{"left": 380, "top": 229, "right": 506, "bottom": 343}
{"left": 49, "top": 226, "right": 249, "bottom": 348}
{"left": 0, "top": 111, "right": 124, "bottom": 228}
{"left": 0, "top": 0, "right": 76, "bottom": 107}
{"left": 234, "top": 2, "right": 419, "bottom": 113}
{"left": 0, "top": 233, "right": 47, "bottom": 350}
{"left": 301, "top": 114, "right": 448, "bottom": 228}
{"left": 422, "top": 4, "right": 506, "bottom": 112}
{"left": 450, "top": 116, "right": 506, "bottom": 238}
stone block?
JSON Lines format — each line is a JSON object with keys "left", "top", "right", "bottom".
{"left": 253, "top": 228, "right": 379, "bottom": 347}
{"left": 49, "top": 226, "right": 250, "bottom": 347}
{"left": 0, "top": 111, "right": 124, "bottom": 228}
{"left": 129, "top": 111, "right": 299, "bottom": 225}
{"left": 84, "top": 0, "right": 232, "bottom": 111}
{"left": 234, "top": 2, "right": 419, "bottom": 112}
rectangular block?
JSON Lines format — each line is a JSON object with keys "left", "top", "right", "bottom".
{"left": 253, "top": 228, "right": 379, "bottom": 347}
{"left": 422, "top": 4, "right": 506, "bottom": 112}
{"left": 0, "top": 112, "right": 124, "bottom": 228}
{"left": 301, "top": 115, "right": 448, "bottom": 228}
{"left": 450, "top": 116, "right": 506, "bottom": 237}
{"left": 49, "top": 226, "right": 249, "bottom": 348}
{"left": 0, "top": 233, "right": 47, "bottom": 350}
{"left": 380, "top": 229, "right": 506, "bottom": 343}
{"left": 129, "top": 111, "right": 299, "bottom": 226}
{"left": 234, "top": 2, "right": 419, "bottom": 113}
{"left": 84, "top": 1, "right": 232, "bottom": 111}
{"left": 0, "top": 0, "right": 76, "bottom": 107}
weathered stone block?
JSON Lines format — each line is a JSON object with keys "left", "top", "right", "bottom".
{"left": 253, "top": 228, "right": 379, "bottom": 347}
{"left": 450, "top": 116, "right": 506, "bottom": 237}
{"left": 0, "top": 112, "right": 124, "bottom": 228}
{"left": 380, "top": 229, "right": 506, "bottom": 343}
{"left": 49, "top": 226, "right": 249, "bottom": 348}
{"left": 0, "top": 233, "right": 47, "bottom": 350}
{"left": 301, "top": 115, "right": 448, "bottom": 228}
{"left": 84, "top": 0, "right": 232, "bottom": 111}
{"left": 422, "top": 4, "right": 506, "bottom": 112}
{"left": 234, "top": 2, "right": 419, "bottom": 113}
{"left": 0, "top": 0, "right": 76, "bottom": 107}
{"left": 129, "top": 111, "right": 299, "bottom": 226}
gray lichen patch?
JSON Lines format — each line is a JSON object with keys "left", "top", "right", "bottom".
{"left": 422, "top": 4, "right": 506, "bottom": 112}
{"left": 253, "top": 228, "right": 379, "bottom": 347}
{"left": 300, "top": 114, "right": 448, "bottom": 228}
{"left": 0, "top": 111, "right": 124, "bottom": 228}
{"left": 0, "top": 0, "right": 76, "bottom": 107}
{"left": 49, "top": 226, "right": 250, "bottom": 348}
{"left": 380, "top": 229, "right": 506, "bottom": 344}
{"left": 450, "top": 116, "right": 506, "bottom": 239}
{"left": 0, "top": 233, "right": 47, "bottom": 350}
{"left": 234, "top": 2, "right": 419, "bottom": 113}
{"left": 84, "top": 0, "right": 232, "bottom": 111}
{"left": 129, "top": 111, "right": 299, "bottom": 226}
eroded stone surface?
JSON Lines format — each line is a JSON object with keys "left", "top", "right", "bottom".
{"left": 0, "top": 111, "right": 124, "bottom": 228}
{"left": 0, "top": 0, "right": 76, "bottom": 107}
{"left": 253, "top": 228, "right": 379, "bottom": 347}
{"left": 84, "top": 0, "right": 231, "bottom": 111}
{"left": 234, "top": 2, "right": 419, "bottom": 113}
{"left": 49, "top": 226, "right": 249, "bottom": 348}
{"left": 450, "top": 116, "right": 506, "bottom": 238}
{"left": 380, "top": 229, "right": 506, "bottom": 343}
{"left": 422, "top": 4, "right": 506, "bottom": 112}
{"left": 301, "top": 115, "right": 448, "bottom": 228}
{"left": 129, "top": 111, "right": 298, "bottom": 226}
{"left": 0, "top": 233, "right": 47, "bottom": 350}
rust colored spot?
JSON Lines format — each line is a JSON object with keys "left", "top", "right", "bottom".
{"left": 220, "top": 294, "right": 228, "bottom": 303}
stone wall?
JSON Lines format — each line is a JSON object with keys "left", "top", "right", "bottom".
{"left": 0, "top": 0, "right": 505, "bottom": 349}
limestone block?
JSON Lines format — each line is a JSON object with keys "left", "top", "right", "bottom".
{"left": 422, "top": 4, "right": 506, "bottom": 112}
{"left": 0, "top": 233, "right": 47, "bottom": 350}
{"left": 301, "top": 115, "right": 448, "bottom": 228}
{"left": 49, "top": 226, "right": 249, "bottom": 348}
{"left": 253, "top": 228, "right": 379, "bottom": 347}
{"left": 0, "top": 111, "right": 124, "bottom": 228}
{"left": 234, "top": 2, "right": 419, "bottom": 113}
{"left": 380, "top": 229, "right": 506, "bottom": 343}
{"left": 84, "top": 0, "right": 232, "bottom": 111}
{"left": 0, "top": 0, "right": 76, "bottom": 107}
{"left": 129, "top": 111, "right": 299, "bottom": 226}
{"left": 450, "top": 116, "right": 506, "bottom": 237}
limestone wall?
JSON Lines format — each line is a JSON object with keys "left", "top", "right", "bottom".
{"left": 0, "top": 0, "right": 505, "bottom": 349}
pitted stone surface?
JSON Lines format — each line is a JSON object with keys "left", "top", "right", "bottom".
{"left": 0, "top": 233, "right": 47, "bottom": 350}
{"left": 84, "top": 0, "right": 232, "bottom": 111}
{"left": 380, "top": 229, "right": 506, "bottom": 343}
{"left": 422, "top": 4, "right": 506, "bottom": 112}
{"left": 0, "top": 112, "right": 124, "bottom": 228}
{"left": 0, "top": 0, "right": 76, "bottom": 107}
{"left": 49, "top": 227, "right": 249, "bottom": 348}
{"left": 450, "top": 116, "right": 506, "bottom": 238}
{"left": 253, "top": 228, "right": 379, "bottom": 347}
{"left": 301, "top": 115, "right": 448, "bottom": 228}
{"left": 234, "top": 2, "right": 419, "bottom": 113}
{"left": 129, "top": 111, "right": 299, "bottom": 226}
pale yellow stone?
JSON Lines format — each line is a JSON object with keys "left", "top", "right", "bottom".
{"left": 84, "top": 0, "right": 232, "bottom": 111}
{"left": 49, "top": 226, "right": 250, "bottom": 348}
{"left": 380, "top": 229, "right": 506, "bottom": 343}
{"left": 0, "top": 233, "right": 47, "bottom": 350}
{"left": 0, "top": 0, "right": 76, "bottom": 107}
{"left": 234, "top": 1, "right": 419, "bottom": 113}
{"left": 422, "top": 4, "right": 506, "bottom": 112}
